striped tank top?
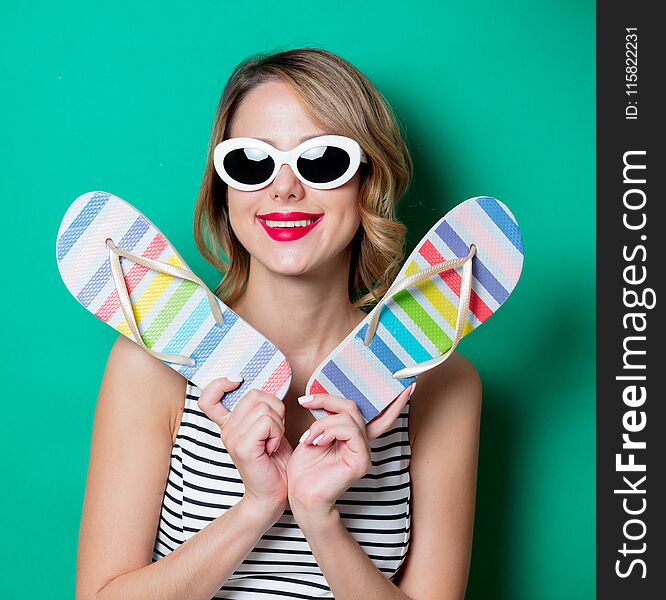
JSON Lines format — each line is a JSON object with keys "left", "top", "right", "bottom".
{"left": 151, "top": 380, "right": 412, "bottom": 598}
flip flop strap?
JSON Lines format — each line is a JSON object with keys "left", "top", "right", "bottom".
{"left": 363, "top": 244, "right": 477, "bottom": 379}
{"left": 106, "top": 238, "right": 225, "bottom": 366}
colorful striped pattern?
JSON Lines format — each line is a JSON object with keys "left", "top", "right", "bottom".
{"left": 306, "top": 196, "right": 524, "bottom": 424}
{"left": 56, "top": 191, "right": 292, "bottom": 409}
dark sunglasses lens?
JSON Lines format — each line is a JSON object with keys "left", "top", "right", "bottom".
{"left": 297, "top": 146, "right": 350, "bottom": 184}
{"left": 223, "top": 147, "right": 274, "bottom": 185}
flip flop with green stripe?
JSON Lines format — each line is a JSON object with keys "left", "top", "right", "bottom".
{"left": 56, "top": 190, "right": 292, "bottom": 409}
{"left": 304, "top": 196, "right": 524, "bottom": 424}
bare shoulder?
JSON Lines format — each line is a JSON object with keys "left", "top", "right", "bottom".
{"left": 105, "top": 335, "right": 187, "bottom": 444}
{"left": 76, "top": 336, "right": 187, "bottom": 598}
{"left": 394, "top": 351, "right": 482, "bottom": 597}
{"left": 408, "top": 351, "right": 482, "bottom": 448}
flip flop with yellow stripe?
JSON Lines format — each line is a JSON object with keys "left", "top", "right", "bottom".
{"left": 56, "top": 190, "right": 292, "bottom": 409}
{"left": 304, "top": 196, "right": 524, "bottom": 424}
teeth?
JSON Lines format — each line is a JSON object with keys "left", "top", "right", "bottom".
{"left": 262, "top": 218, "right": 319, "bottom": 228}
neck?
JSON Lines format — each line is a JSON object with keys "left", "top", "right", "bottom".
{"left": 227, "top": 251, "right": 365, "bottom": 366}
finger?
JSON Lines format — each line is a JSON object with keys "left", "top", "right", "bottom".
{"left": 300, "top": 413, "right": 365, "bottom": 446}
{"left": 302, "top": 419, "right": 369, "bottom": 457}
{"left": 366, "top": 383, "right": 416, "bottom": 441}
{"left": 244, "top": 412, "right": 285, "bottom": 456}
{"left": 264, "top": 413, "right": 285, "bottom": 455}
{"left": 297, "top": 393, "right": 366, "bottom": 430}
{"left": 234, "top": 388, "right": 286, "bottom": 427}
{"left": 197, "top": 377, "right": 244, "bottom": 426}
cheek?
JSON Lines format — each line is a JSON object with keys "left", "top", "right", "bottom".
{"left": 327, "top": 207, "right": 361, "bottom": 249}
{"left": 342, "top": 197, "right": 361, "bottom": 231}
{"left": 321, "top": 211, "right": 360, "bottom": 254}
{"left": 225, "top": 203, "right": 240, "bottom": 234}
{"left": 344, "top": 209, "right": 361, "bottom": 235}
{"left": 226, "top": 191, "right": 257, "bottom": 231}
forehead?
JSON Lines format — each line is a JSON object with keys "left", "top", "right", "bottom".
{"left": 229, "top": 80, "right": 326, "bottom": 148}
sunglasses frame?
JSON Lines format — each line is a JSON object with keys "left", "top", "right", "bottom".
{"left": 213, "top": 134, "right": 368, "bottom": 192}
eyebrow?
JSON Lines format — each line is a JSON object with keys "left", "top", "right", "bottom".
{"left": 254, "top": 133, "right": 329, "bottom": 144}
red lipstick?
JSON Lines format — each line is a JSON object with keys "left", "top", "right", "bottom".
{"left": 256, "top": 212, "right": 324, "bottom": 242}
{"left": 257, "top": 211, "right": 324, "bottom": 220}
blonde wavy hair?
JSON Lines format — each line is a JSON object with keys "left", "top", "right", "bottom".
{"left": 194, "top": 47, "right": 413, "bottom": 311}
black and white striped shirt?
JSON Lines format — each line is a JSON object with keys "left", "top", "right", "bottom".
{"left": 152, "top": 380, "right": 412, "bottom": 598}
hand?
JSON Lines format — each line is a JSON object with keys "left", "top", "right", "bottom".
{"left": 197, "top": 379, "right": 294, "bottom": 519}
{"left": 286, "top": 383, "right": 415, "bottom": 523}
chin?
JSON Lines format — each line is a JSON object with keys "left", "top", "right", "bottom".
{"left": 265, "top": 257, "right": 315, "bottom": 276}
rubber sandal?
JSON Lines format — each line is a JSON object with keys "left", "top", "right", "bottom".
{"left": 304, "top": 196, "right": 524, "bottom": 423}
{"left": 55, "top": 190, "right": 292, "bottom": 409}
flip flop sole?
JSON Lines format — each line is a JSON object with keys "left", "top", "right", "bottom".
{"left": 56, "top": 190, "right": 292, "bottom": 409}
{"left": 305, "top": 196, "right": 524, "bottom": 423}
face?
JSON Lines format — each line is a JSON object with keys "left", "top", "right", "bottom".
{"left": 224, "top": 80, "right": 362, "bottom": 277}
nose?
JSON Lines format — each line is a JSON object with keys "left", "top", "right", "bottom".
{"left": 268, "top": 163, "right": 305, "bottom": 203}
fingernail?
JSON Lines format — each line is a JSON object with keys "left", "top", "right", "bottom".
{"left": 299, "top": 428, "right": 311, "bottom": 444}
{"left": 312, "top": 432, "right": 325, "bottom": 446}
{"left": 409, "top": 383, "right": 417, "bottom": 397}
{"left": 226, "top": 376, "right": 244, "bottom": 382}
{"left": 297, "top": 395, "right": 313, "bottom": 405}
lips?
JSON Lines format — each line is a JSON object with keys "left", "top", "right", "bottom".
{"left": 257, "top": 211, "right": 324, "bottom": 221}
{"left": 256, "top": 211, "right": 324, "bottom": 242}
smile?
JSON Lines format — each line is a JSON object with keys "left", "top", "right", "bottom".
{"left": 256, "top": 212, "right": 324, "bottom": 242}
{"left": 261, "top": 218, "right": 320, "bottom": 228}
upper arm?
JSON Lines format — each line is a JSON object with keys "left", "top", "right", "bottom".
{"left": 75, "top": 335, "right": 187, "bottom": 599}
{"left": 395, "top": 352, "right": 482, "bottom": 599}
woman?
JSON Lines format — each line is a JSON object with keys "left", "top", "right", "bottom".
{"left": 76, "top": 48, "right": 482, "bottom": 599}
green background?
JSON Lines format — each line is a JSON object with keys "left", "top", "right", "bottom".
{"left": 1, "top": 1, "right": 595, "bottom": 597}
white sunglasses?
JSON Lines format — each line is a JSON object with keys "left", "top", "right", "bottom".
{"left": 213, "top": 135, "right": 368, "bottom": 191}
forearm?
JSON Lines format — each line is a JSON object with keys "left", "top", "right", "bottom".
{"left": 298, "top": 509, "right": 412, "bottom": 600}
{"left": 92, "top": 498, "right": 280, "bottom": 600}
